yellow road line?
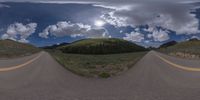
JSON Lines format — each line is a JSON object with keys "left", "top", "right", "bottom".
{"left": 156, "top": 54, "right": 200, "bottom": 72}
{"left": 0, "top": 52, "right": 43, "bottom": 72}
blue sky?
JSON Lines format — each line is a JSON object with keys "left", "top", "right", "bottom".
{"left": 0, "top": 1, "right": 200, "bottom": 47}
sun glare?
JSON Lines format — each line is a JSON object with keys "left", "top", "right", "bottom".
{"left": 94, "top": 20, "right": 105, "bottom": 27}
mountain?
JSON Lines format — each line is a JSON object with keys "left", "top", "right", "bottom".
{"left": 148, "top": 46, "right": 157, "bottom": 50}
{"left": 58, "top": 38, "right": 147, "bottom": 54}
{"left": 0, "top": 39, "right": 40, "bottom": 58}
{"left": 189, "top": 38, "right": 199, "bottom": 41}
{"left": 159, "top": 41, "right": 177, "bottom": 48}
{"left": 42, "top": 43, "right": 69, "bottom": 49}
{"left": 160, "top": 40, "right": 200, "bottom": 56}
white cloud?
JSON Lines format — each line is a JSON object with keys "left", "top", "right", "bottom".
{"left": 1, "top": 34, "right": 9, "bottom": 39}
{"left": 39, "top": 21, "right": 91, "bottom": 38}
{"left": 34, "top": 1, "right": 199, "bottom": 36}
{"left": 101, "top": 12, "right": 127, "bottom": 27}
{"left": 146, "top": 27, "right": 170, "bottom": 42}
{"left": 152, "top": 30, "right": 169, "bottom": 42}
{"left": 1, "top": 0, "right": 198, "bottom": 4}
{"left": 144, "top": 40, "right": 150, "bottom": 43}
{"left": 101, "top": 3, "right": 200, "bottom": 35}
{"left": 0, "top": 0, "right": 199, "bottom": 43}
{"left": 191, "top": 36, "right": 200, "bottom": 40}
{"left": 70, "top": 34, "right": 84, "bottom": 38}
{"left": 1, "top": 22, "right": 37, "bottom": 43}
{"left": 0, "top": 4, "right": 10, "bottom": 8}
{"left": 147, "top": 34, "right": 153, "bottom": 38}
{"left": 39, "top": 21, "right": 109, "bottom": 38}
{"left": 123, "top": 31, "right": 144, "bottom": 42}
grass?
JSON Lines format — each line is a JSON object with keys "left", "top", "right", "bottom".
{"left": 159, "top": 40, "right": 200, "bottom": 59}
{"left": 50, "top": 50, "right": 147, "bottom": 78}
{"left": 160, "top": 40, "right": 200, "bottom": 54}
{"left": 0, "top": 39, "right": 40, "bottom": 58}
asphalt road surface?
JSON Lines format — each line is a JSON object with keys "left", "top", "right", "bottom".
{"left": 1, "top": 51, "right": 200, "bottom": 100}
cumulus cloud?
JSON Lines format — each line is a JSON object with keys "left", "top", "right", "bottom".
{"left": 152, "top": 30, "right": 169, "bottom": 42}
{"left": 123, "top": 31, "right": 144, "bottom": 42}
{"left": 39, "top": 21, "right": 109, "bottom": 38}
{"left": 191, "top": 36, "right": 200, "bottom": 40}
{"left": 1, "top": 0, "right": 199, "bottom": 44}
{"left": 147, "top": 34, "right": 153, "bottom": 39}
{"left": 1, "top": 22, "right": 37, "bottom": 43}
{"left": 101, "top": 12, "right": 127, "bottom": 27}
{"left": 6, "top": 0, "right": 198, "bottom": 36}
{"left": 146, "top": 27, "right": 170, "bottom": 42}
{"left": 101, "top": 3, "right": 200, "bottom": 35}
{"left": 0, "top": 4, "right": 10, "bottom": 8}
{"left": 1, "top": 0, "right": 198, "bottom": 4}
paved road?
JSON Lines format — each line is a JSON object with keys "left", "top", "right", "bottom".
{"left": 1, "top": 51, "right": 200, "bottom": 100}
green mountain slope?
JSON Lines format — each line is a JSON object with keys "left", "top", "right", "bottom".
{"left": 0, "top": 39, "right": 40, "bottom": 58}
{"left": 59, "top": 38, "right": 147, "bottom": 54}
{"left": 160, "top": 39, "right": 200, "bottom": 59}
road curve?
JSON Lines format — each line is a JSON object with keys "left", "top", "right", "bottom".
{"left": 1, "top": 51, "right": 200, "bottom": 100}
{"left": 0, "top": 52, "right": 42, "bottom": 72}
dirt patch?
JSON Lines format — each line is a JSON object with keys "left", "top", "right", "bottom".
{"left": 169, "top": 52, "right": 200, "bottom": 59}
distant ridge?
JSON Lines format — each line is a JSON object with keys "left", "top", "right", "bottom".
{"left": 188, "top": 38, "right": 199, "bottom": 41}
{"left": 42, "top": 43, "right": 69, "bottom": 49}
{"left": 57, "top": 38, "right": 147, "bottom": 54}
{"left": 159, "top": 41, "right": 177, "bottom": 48}
{"left": 159, "top": 39, "right": 200, "bottom": 57}
{"left": 0, "top": 39, "right": 40, "bottom": 58}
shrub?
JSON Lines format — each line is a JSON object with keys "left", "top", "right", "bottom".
{"left": 98, "top": 72, "right": 111, "bottom": 78}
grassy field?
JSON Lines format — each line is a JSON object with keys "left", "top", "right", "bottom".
{"left": 159, "top": 40, "right": 200, "bottom": 59}
{"left": 0, "top": 39, "right": 40, "bottom": 58}
{"left": 50, "top": 50, "right": 147, "bottom": 78}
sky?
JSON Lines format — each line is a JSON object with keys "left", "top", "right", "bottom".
{"left": 0, "top": 0, "right": 200, "bottom": 47}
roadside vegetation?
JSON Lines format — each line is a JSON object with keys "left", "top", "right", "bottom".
{"left": 45, "top": 38, "right": 148, "bottom": 78}
{"left": 51, "top": 50, "right": 147, "bottom": 78}
{"left": 0, "top": 39, "right": 40, "bottom": 58}
{"left": 159, "top": 39, "right": 200, "bottom": 59}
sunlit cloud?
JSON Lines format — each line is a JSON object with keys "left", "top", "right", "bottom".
{"left": 123, "top": 31, "right": 144, "bottom": 42}
{"left": 39, "top": 21, "right": 110, "bottom": 39}
{"left": 1, "top": 22, "right": 37, "bottom": 43}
